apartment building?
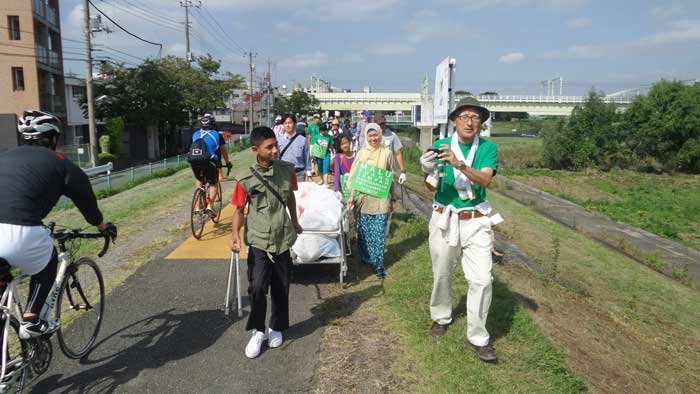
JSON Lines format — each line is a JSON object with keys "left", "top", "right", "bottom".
{"left": 0, "top": 0, "right": 66, "bottom": 125}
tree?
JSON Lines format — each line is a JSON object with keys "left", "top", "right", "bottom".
{"left": 455, "top": 90, "right": 473, "bottom": 96}
{"left": 87, "top": 56, "right": 244, "bottom": 155}
{"left": 625, "top": 80, "right": 700, "bottom": 173}
{"left": 541, "top": 90, "right": 621, "bottom": 170}
{"left": 273, "top": 91, "right": 320, "bottom": 116}
{"left": 479, "top": 91, "right": 498, "bottom": 96}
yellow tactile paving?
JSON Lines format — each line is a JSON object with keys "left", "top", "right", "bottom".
{"left": 166, "top": 204, "right": 248, "bottom": 260}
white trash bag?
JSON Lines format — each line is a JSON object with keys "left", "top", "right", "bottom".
{"left": 292, "top": 182, "right": 344, "bottom": 260}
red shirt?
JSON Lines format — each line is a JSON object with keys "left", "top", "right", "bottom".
{"left": 230, "top": 172, "right": 298, "bottom": 207}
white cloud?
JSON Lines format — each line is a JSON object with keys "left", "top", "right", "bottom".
{"left": 279, "top": 51, "right": 329, "bottom": 69}
{"left": 452, "top": 0, "right": 586, "bottom": 10}
{"left": 498, "top": 52, "right": 525, "bottom": 63}
{"left": 367, "top": 9, "right": 464, "bottom": 57}
{"left": 196, "top": 0, "right": 399, "bottom": 20}
{"left": 566, "top": 16, "right": 591, "bottom": 29}
{"left": 544, "top": 19, "right": 700, "bottom": 59}
{"left": 274, "top": 21, "right": 308, "bottom": 35}
{"left": 651, "top": 3, "right": 684, "bottom": 18}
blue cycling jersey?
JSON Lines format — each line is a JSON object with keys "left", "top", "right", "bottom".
{"left": 191, "top": 129, "right": 220, "bottom": 161}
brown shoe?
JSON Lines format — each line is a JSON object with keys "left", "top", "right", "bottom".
{"left": 430, "top": 322, "right": 448, "bottom": 337}
{"left": 470, "top": 342, "right": 498, "bottom": 362}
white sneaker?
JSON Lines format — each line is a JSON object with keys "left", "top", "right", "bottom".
{"left": 245, "top": 330, "right": 266, "bottom": 359}
{"left": 268, "top": 328, "right": 283, "bottom": 348}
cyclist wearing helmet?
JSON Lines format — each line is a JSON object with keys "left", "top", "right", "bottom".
{"left": 189, "top": 113, "right": 231, "bottom": 216}
{"left": 0, "top": 110, "right": 117, "bottom": 339}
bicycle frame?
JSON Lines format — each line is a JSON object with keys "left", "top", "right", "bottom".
{"left": 0, "top": 250, "right": 72, "bottom": 383}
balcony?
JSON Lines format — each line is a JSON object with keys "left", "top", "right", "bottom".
{"left": 35, "top": 45, "right": 60, "bottom": 70}
{"left": 32, "top": 0, "right": 58, "bottom": 30}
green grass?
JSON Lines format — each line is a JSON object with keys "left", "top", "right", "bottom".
{"left": 374, "top": 213, "right": 586, "bottom": 393}
{"left": 488, "top": 136, "right": 544, "bottom": 169}
{"left": 500, "top": 168, "right": 700, "bottom": 250}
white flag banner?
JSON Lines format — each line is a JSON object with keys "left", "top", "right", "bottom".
{"left": 433, "top": 57, "right": 452, "bottom": 125}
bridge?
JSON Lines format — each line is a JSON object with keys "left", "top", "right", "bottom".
{"left": 312, "top": 92, "right": 634, "bottom": 117}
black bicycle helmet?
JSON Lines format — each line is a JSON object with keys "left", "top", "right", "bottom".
{"left": 17, "top": 110, "right": 61, "bottom": 140}
{"left": 200, "top": 113, "right": 216, "bottom": 128}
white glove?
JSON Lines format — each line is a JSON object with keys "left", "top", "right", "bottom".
{"left": 420, "top": 151, "right": 438, "bottom": 174}
{"left": 334, "top": 191, "right": 343, "bottom": 200}
{"left": 425, "top": 170, "right": 439, "bottom": 188}
{"left": 398, "top": 172, "right": 407, "bottom": 184}
{"left": 306, "top": 170, "right": 312, "bottom": 177}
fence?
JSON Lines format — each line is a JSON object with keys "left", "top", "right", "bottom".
{"left": 87, "top": 135, "right": 250, "bottom": 193}
{"left": 57, "top": 144, "right": 92, "bottom": 168}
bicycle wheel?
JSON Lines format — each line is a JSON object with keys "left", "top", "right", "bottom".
{"left": 190, "top": 187, "right": 206, "bottom": 239}
{"left": 211, "top": 182, "right": 223, "bottom": 224}
{"left": 56, "top": 258, "right": 105, "bottom": 359}
{"left": 0, "top": 317, "right": 28, "bottom": 392}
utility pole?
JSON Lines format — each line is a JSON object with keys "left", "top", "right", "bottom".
{"left": 246, "top": 51, "right": 256, "bottom": 133}
{"left": 180, "top": 0, "right": 201, "bottom": 65}
{"left": 266, "top": 59, "right": 272, "bottom": 127}
{"left": 83, "top": 0, "right": 97, "bottom": 167}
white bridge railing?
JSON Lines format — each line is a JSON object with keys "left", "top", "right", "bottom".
{"left": 474, "top": 95, "right": 632, "bottom": 104}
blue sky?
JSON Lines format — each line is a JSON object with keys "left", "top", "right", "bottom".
{"left": 59, "top": 0, "right": 700, "bottom": 95}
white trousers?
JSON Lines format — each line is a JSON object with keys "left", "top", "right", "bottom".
{"left": 428, "top": 211, "right": 493, "bottom": 346}
{"left": 0, "top": 223, "right": 53, "bottom": 275}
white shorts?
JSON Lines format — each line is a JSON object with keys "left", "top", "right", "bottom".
{"left": 0, "top": 223, "right": 53, "bottom": 275}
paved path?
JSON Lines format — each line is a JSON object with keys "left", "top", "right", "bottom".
{"left": 28, "top": 208, "right": 326, "bottom": 394}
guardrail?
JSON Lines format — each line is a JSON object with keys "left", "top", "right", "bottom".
{"left": 83, "top": 162, "right": 112, "bottom": 177}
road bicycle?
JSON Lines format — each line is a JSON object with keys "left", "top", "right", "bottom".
{"left": 190, "top": 163, "right": 232, "bottom": 240}
{"left": 0, "top": 222, "right": 114, "bottom": 393}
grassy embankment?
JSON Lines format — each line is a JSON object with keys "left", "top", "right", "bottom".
{"left": 383, "top": 137, "right": 700, "bottom": 393}
{"left": 493, "top": 137, "right": 699, "bottom": 251}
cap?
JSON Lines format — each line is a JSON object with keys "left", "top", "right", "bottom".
{"left": 275, "top": 115, "right": 282, "bottom": 121}
{"left": 331, "top": 119, "right": 340, "bottom": 125}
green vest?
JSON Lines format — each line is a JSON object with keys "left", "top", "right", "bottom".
{"left": 239, "top": 160, "right": 297, "bottom": 254}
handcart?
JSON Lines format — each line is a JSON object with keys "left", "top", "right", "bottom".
{"left": 290, "top": 207, "right": 350, "bottom": 285}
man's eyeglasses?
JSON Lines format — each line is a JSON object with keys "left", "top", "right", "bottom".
{"left": 457, "top": 114, "right": 481, "bottom": 122}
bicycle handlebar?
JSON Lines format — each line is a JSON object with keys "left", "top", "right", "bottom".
{"left": 46, "top": 222, "right": 112, "bottom": 258}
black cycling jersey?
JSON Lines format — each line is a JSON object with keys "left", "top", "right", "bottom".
{"left": 0, "top": 145, "right": 103, "bottom": 226}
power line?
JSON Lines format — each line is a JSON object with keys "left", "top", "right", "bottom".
{"left": 88, "top": 0, "right": 163, "bottom": 57}
{"left": 189, "top": 10, "right": 244, "bottom": 57}
{"left": 99, "top": 0, "right": 184, "bottom": 33}
{"left": 198, "top": 5, "right": 247, "bottom": 54}
{"left": 96, "top": 44, "right": 145, "bottom": 61}
{"left": 112, "top": 0, "right": 183, "bottom": 25}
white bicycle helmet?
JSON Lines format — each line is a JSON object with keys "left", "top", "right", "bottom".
{"left": 17, "top": 110, "right": 61, "bottom": 140}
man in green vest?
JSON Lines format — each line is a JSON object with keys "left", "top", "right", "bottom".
{"left": 229, "top": 126, "right": 303, "bottom": 359}
{"left": 420, "top": 97, "right": 499, "bottom": 362}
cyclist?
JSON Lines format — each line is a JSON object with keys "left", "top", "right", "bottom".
{"left": 189, "top": 113, "right": 231, "bottom": 216}
{"left": 0, "top": 110, "right": 117, "bottom": 339}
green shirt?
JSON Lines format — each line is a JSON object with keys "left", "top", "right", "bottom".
{"left": 432, "top": 137, "right": 497, "bottom": 209}
{"left": 307, "top": 123, "right": 320, "bottom": 141}
{"left": 312, "top": 133, "right": 333, "bottom": 157}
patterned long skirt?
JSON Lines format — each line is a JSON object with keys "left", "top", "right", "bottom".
{"left": 357, "top": 213, "right": 390, "bottom": 279}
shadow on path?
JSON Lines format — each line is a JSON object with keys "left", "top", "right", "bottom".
{"left": 31, "top": 309, "right": 232, "bottom": 394}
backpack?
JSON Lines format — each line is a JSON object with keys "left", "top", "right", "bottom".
{"left": 187, "top": 131, "right": 214, "bottom": 164}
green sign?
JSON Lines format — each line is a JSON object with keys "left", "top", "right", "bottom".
{"left": 350, "top": 161, "right": 393, "bottom": 199}
{"left": 310, "top": 142, "right": 329, "bottom": 159}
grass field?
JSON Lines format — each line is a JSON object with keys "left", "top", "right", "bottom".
{"left": 399, "top": 170, "right": 700, "bottom": 393}
{"left": 483, "top": 136, "right": 700, "bottom": 251}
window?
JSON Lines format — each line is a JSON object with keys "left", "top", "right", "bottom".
{"left": 12, "top": 67, "right": 25, "bottom": 91}
{"left": 8, "top": 16, "right": 20, "bottom": 40}
{"left": 72, "top": 85, "right": 85, "bottom": 100}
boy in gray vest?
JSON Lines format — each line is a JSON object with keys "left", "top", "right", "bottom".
{"left": 229, "top": 126, "right": 303, "bottom": 359}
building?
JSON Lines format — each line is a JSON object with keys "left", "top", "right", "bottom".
{"left": 63, "top": 74, "right": 88, "bottom": 145}
{"left": 0, "top": 0, "right": 66, "bottom": 142}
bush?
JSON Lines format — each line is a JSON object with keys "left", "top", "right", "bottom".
{"left": 98, "top": 152, "right": 116, "bottom": 164}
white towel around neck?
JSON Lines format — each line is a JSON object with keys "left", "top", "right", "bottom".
{"left": 450, "top": 133, "right": 479, "bottom": 200}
